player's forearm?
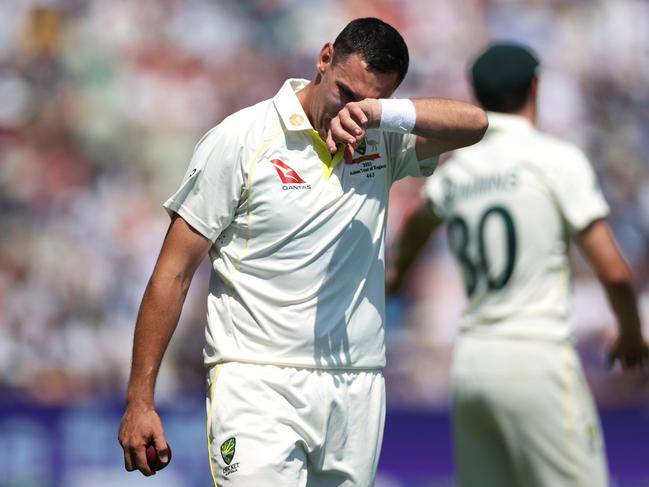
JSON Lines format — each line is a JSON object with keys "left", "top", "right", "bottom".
{"left": 126, "top": 271, "right": 191, "bottom": 408}
{"left": 410, "top": 98, "right": 488, "bottom": 144}
{"left": 578, "top": 220, "right": 645, "bottom": 340}
{"left": 363, "top": 97, "right": 488, "bottom": 143}
{"left": 361, "top": 97, "right": 487, "bottom": 159}
{"left": 327, "top": 98, "right": 486, "bottom": 157}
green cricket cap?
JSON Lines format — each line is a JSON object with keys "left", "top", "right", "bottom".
{"left": 470, "top": 42, "right": 540, "bottom": 94}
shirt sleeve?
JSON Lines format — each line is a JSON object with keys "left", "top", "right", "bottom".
{"left": 163, "top": 122, "right": 245, "bottom": 242}
{"left": 548, "top": 146, "right": 610, "bottom": 234}
{"left": 383, "top": 132, "right": 439, "bottom": 184}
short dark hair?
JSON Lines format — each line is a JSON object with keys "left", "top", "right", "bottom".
{"left": 475, "top": 81, "right": 533, "bottom": 113}
{"left": 470, "top": 43, "right": 540, "bottom": 113}
{"left": 332, "top": 17, "right": 409, "bottom": 88}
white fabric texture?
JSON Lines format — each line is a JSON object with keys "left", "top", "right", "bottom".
{"left": 452, "top": 337, "right": 608, "bottom": 487}
{"left": 164, "top": 79, "right": 438, "bottom": 369}
{"left": 206, "top": 362, "right": 385, "bottom": 486}
{"left": 423, "top": 112, "right": 609, "bottom": 340}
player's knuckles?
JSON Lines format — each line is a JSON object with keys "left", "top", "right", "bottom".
{"left": 331, "top": 123, "right": 354, "bottom": 143}
{"left": 339, "top": 110, "right": 358, "bottom": 126}
{"left": 118, "top": 427, "right": 137, "bottom": 443}
{"left": 330, "top": 116, "right": 343, "bottom": 131}
{"left": 347, "top": 102, "right": 368, "bottom": 123}
{"left": 339, "top": 107, "right": 356, "bottom": 121}
{"left": 124, "top": 436, "right": 148, "bottom": 450}
{"left": 340, "top": 116, "right": 359, "bottom": 131}
{"left": 344, "top": 101, "right": 362, "bottom": 113}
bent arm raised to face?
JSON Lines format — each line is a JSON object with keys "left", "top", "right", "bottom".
{"left": 118, "top": 214, "right": 211, "bottom": 475}
{"left": 326, "top": 97, "right": 487, "bottom": 160}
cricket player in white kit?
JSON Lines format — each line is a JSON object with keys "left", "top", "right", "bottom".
{"left": 388, "top": 43, "right": 649, "bottom": 487}
{"left": 118, "top": 18, "right": 488, "bottom": 486}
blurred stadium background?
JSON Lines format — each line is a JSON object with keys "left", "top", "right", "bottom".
{"left": 1, "top": 0, "right": 648, "bottom": 486}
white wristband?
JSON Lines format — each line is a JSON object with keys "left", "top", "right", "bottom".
{"left": 379, "top": 98, "right": 416, "bottom": 133}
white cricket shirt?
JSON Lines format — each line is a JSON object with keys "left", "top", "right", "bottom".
{"left": 165, "top": 79, "right": 438, "bottom": 369}
{"left": 424, "top": 112, "right": 609, "bottom": 340}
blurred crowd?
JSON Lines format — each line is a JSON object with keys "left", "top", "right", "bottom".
{"left": 1, "top": 0, "right": 648, "bottom": 407}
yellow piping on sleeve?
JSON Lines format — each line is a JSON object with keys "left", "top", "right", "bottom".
{"left": 225, "top": 129, "right": 284, "bottom": 284}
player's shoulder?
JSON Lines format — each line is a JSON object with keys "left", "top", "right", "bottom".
{"left": 195, "top": 98, "right": 277, "bottom": 150}
{"left": 532, "top": 130, "right": 588, "bottom": 162}
{"left": 526, "top": 130, "right": 594, "bottom": 180}
{"left": 219, "top": 98, "right": 276, "bottom": 134}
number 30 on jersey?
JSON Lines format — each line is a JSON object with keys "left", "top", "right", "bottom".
{"left": 447, "top": 206, "right": 517, "bottom": 297}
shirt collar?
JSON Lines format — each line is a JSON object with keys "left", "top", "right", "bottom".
{"left": 486, "top": 112, "right": 535, "bottom": 134}
{"left": 273, "top": 78, "right": 313, "bottom": 131}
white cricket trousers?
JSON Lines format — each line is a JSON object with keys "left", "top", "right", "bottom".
{"left": 206, "top": 362, "right": 385, "bottom": 487}
{"left": 452, "top": 336, "right": 608, "bottom": 487}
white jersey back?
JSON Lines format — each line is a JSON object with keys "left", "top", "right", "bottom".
{"left": 424, "top": 113, "right": 609, "bottom": 340}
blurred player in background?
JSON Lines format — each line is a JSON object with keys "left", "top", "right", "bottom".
{"left": 387, "top": 42, "right": 649, "bottom": 487}
{"left": 118, "top": 17, "right": 487, "bottom": 486}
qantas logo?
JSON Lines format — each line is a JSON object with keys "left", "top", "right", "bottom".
{"left": 269, "top": 159, "right": 311, "bottom": 190}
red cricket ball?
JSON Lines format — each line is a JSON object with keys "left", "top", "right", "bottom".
{"left": 145, "top": 443, "right": 172, "bottom": 471}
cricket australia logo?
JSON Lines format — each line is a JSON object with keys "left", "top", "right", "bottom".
{"left": 355, "top": 137, "right": 367, "bottom": 155}
{"left": 221, "top": 437, "right": 236, "bottom": 464}
{"left": 220, "top": 437, "right": 239, "bottom": 476}
{"left": 269, "top": 159, "right": 312, "bottom": 190}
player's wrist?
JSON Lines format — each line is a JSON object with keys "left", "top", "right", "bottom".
{"left": 618, "top": 329, "right": 644, "bottom": 343}
{"left": 126, "top": 389, "right": 155, "bottom": 410}
{"left": 352, "top": 99, "right": 380, "bottom": 129}
{"left": 378, "top": 98, "right": 416, "bottom": 133}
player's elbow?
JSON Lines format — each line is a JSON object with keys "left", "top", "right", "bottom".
{"left": 598, "top": 263, "right": 633, "bottom": 288}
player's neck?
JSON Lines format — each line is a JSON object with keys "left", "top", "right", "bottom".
{"left": 510, "top": 100, "right": 537, "bottom": 126}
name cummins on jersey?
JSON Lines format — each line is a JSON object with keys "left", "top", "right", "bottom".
{"left": 165, "top": 79, "right": 438, "bottom": 369}
{"left": 424, "top": 112, "right": 609, "bottom": 340}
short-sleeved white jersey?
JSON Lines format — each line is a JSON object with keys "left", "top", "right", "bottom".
{"left": 165, "top": 79, "right": 438, "bottom": 369}
{"left": 424, "top": 112, "right": 609, "bottom": 340}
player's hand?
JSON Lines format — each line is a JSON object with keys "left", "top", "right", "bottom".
{"left": 608, "top": 334, "right": 649, "bottom": 372}
{"left": 326, "top": 100, "right": 379, "bottom": 162}
{"left": 118, "top": 404, "right": 170, "bottom": 476}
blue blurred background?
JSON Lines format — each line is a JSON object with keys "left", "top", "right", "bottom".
{"left": 1, "top": 0, "right": 648, "bottom": 486}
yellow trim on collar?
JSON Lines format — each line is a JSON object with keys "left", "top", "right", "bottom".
{"left": 310, "top": 129, "right": 344, "bottom": 181}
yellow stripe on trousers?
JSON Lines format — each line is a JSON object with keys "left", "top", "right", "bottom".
{"left": 560, "top": 346, "right": 582, "bottom": 487}
{"left": 206, "top": 364, "right": 222, "bottom": 487}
